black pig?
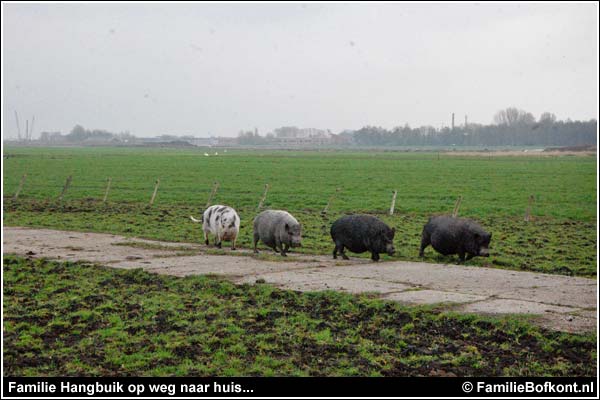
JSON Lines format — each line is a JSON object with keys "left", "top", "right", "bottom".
{"left": 331, "top": 215, "right": 395, "bottom": 262}
{"left": 419, "top": 215, "right": 491, "bottom": 262}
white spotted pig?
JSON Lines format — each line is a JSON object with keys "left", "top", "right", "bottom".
{"left": 190, "top": 205, "right": 240, "bottom": 250}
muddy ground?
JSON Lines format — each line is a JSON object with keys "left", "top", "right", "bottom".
{"left": 3, "top": 226, "right": 597, "bottom": 333}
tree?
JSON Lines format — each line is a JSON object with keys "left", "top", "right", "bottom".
{"left": 493, "top": 107, "right": 535, "bottom": 126}
{"left": 237, "top": 130, "right": 266, "bottom": 145}
{"left": 539, "top": 112, "right": 557, "bottom": 124}
{"left": 67, "top": 124, "right": 87, "bottom": 141}
{"left": 274, "top": 126, "right": 301, "bottom": 138}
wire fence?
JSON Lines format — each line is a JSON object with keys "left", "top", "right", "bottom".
{"left": 3, "top": 172, "right": 553, "bottom": 223}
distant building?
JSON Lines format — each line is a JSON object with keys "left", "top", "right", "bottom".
{"left": 215, "top": 137, "right": 239, "bottom": 147}
{"left": 271, "top": 130, "right": 349, "bottom": 147}
{"left": 187, "top": 137, "right": 218, "bottom": 147}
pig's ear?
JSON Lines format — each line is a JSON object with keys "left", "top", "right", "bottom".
{"left": 285, "top": 223, "right": 290, "bottom": 232}
{"left": 391, "top": 227, "right": 396, "bottom": 237}
{"left": 488, "top": 232, "right": 492, "bottom": 240}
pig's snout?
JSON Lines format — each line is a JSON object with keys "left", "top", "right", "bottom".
{"left": 387, "top": 244, "right": 395, "bottom": 256}
{"left": 479, "top": 248, "right": 490, "bottom": 257}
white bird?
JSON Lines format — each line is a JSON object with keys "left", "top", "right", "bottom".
{"left": 214, "top": 152, "right": 218, "bottom": 155}
{"left": 204, "top": 153, "right": 209, "bottom": 156}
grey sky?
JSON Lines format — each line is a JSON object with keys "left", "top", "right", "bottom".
{"left": 2, "top": 2, "right": 598, "bottom": 138}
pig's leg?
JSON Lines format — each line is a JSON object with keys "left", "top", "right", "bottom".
{"left": 277, "top": 240, "right": 287, "bottom": 257}
{"left": 339, "top": 244, "right": 349, "bottom": 260}
{"left": 253, "top": 233, "right": 260, "bottom": 254}
{"left": 458, "top": 251, "right": 466, "bottom": 263}
{"left": 274, "top": 238, "right": 282, "bottom": 254}
{"left": 371, "top": 252, "right": 380, "bottom": 262}
{"left": 419, "top": 231, "right": 430, "bottom": 257}
{"left": 465, "top": 253, "right": 475, "bottom": 261}
{"left": 203, "top": 230, "right": 209, "bottom": 246}
{"left": 231, "top": 236, "right": 237, "bottom": 251}
{"left": 334, "top": 241, "right": 349, "bottom": 260}
{"left": 215, "top": 237, "right": 222, "bottom": 249}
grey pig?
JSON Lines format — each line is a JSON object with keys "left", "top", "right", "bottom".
{"left": 253, "top": 210, "right": 302, "bottom": 256}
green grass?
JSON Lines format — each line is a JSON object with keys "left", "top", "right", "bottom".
{"left": 3, "top": 256, "right": 596, "bottom": 377}
{"left": 2, "top": 147, "right": 597, "bottom": 276}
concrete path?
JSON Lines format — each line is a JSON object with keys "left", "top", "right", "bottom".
{"left": 3, "top": 227, "right": 597, "bottom": 333}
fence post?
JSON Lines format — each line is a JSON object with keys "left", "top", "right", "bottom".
{"left": 149, "top": 179, "right": 160, "bottom": 206}
{"left": 58, "top": 175, "right": 72, "bottom": 201}
{"left": 205, "top": 181, "right": 219, "bottom": 208}
{"left": 389, "top": 190, "right": 398, "bottom": 216}
{"left": 524, "top": 194, "right": 535, "bottom": 222}
{"left": 322, "top": 187, "right": 341, "bottom": 215}
{"left": 257, "top": 183, "right": 270, "bottom": 211}
{"left": 103, "top": 177, "right": 112, "bottom": 203}
{"left": 13, "top": 173, "right": 27, "bottom": 199}
{"left": 452, "top": 195, "right": 462, "bottom": 217}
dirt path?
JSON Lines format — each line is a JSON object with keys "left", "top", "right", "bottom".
{"left": 3, "top": 226, "right": 597, "bottom": 333}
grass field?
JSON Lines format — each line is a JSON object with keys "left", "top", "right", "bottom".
{"left": 3, "top": 146, "right": 597, "bottom": 276}
{"left": 3, "top": 256, "right": 596, "bottom": 377}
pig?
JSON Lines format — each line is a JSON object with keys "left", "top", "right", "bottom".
{"left": 253, "top": 210, "right": 302, "bottom": 256}
{"left": 419, "top": 215, "right": 491, "bottom": 262}
{"left": 190, "top": 205, "right": 240, "bottom": 250}
{"left": 330, "top": 215, "right": 396, "bottom": 262}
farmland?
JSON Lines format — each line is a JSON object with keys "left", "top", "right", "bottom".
{"left": 2, "top": 146, "right": 597, "bottom": 276}
{"left": 2, "top": 146, "right": 597, "bottom": 377}
{"left": 3, "top": 255, "right": 596, "bottom": 376}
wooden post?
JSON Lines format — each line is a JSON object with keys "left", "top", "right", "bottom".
{"left": 524, "top": 194, "right": 535, "bottom": 222}
{"left": 452, "top": 196, "right": 462, "bottom": 218}
{"left": 205, "top": 181, "right": 219, "bottom": 208}
{"left": 103, "top": 177, "right": 112, "bottom": 203}
{"left": 389, "top": 190, "right": 398, "bottom": 215}
{"left": 257, "top": 183, "right": 270, "bottom": 211}
{"left": 322, "top": 188, "right": 341, "bottom": 215}
{"left": 58, "top": 175, "right": 72, "bottom": 201}
{"left": 149, "top": 179, "right": 160, "bottom": 206}
{"left": 13, "top": 173, "right": 27, "bottom": 199}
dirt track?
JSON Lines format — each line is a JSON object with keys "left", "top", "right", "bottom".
{"left": 3, "top": 226, "right": 597, "bottom": 333}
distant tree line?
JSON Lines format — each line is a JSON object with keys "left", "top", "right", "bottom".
{"left": 351, "top": 108, "right": 596, "bottom": 147}
{"left": 40, "top": 125, "right": 135, "bottom": 143}
{"left": 35, "top": 107, "right": 596, "bottom": 148}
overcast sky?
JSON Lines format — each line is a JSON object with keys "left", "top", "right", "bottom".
{"left": 2, "top": 2, "right": 598, "bottom": 138}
